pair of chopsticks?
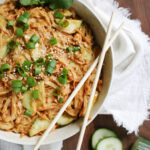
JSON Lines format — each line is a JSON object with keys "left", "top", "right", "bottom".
{"left": 33, "top": 13, "right": 124, "bottom": 150}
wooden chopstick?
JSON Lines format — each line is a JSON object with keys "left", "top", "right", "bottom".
{"left": 76, "top": 13, "right": 124, "bottom": 150}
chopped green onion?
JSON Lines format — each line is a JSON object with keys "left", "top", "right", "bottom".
{"left": 74, "top": 46, "right": 81, "bottom": 51}
{"left": 49, "top": 59, "right": 57, "bottom": 68}
{"left": 26, "top": 42, "right": 35, "bottom": 49}
{"left": 23, "top": 60, "right": 32, "bottom": 72}
{"left": 34, "top": 66, "right": 41, "bottom": 75}
{"left": 16, "top": 28, "right": 24, "bottom": 37}
{"left": 17, "top": 65, "right": 26, "bottom": 77}
{"left": 1, "top": 64, "right": 10, "bottom": 72}
{"left": 62, "top": 68, "right": 68, "bottom": 76}
{"left": 30, "top": 34, "right": 39, "bottom": 43}
{"left": 50, "top": 38, "right": 57, "bottom": 45}
{"left": 54, "top": 11, "right": 64, "bottom": 19}
{"left": 58, "top": 68, "right": 68, "bottom": 84}
{"left": 12, "top": 79, "right": 23, "bottom": 92}
{"left": 66, "top": 46, "right": 73, "bottom": 52}
{"left": 58, "top": 75, "right": 67, "bottom": 84}
{"left": 46, "top": 59, "right": 57, "bottom": 75}
{"left": 52, "top": 87, "right": 62, "bottom": 97}
{"left": 35, "top": 58, "right": 45, "bottom": 66}
{"left": 24, "top": 110, "right": 32, "bottom": 116}
{"left": 13, "top": 87, "right": 21, "bottom": 93}
{"left": 12, "top": 80, "right": 22, "bottom": 87}
{"left": 17, "top": 12, "right": 30, "bottom": 24}
{"left": 33, "top": 90, "right": 39, "bottom": 99}
{"left": 7, "top": 40, "right": 19, "bottom": 50}
{"left": 22, "top": 12, "right": 31, "bottom": 19}
{"left": 23, "top": 23, "right": 29, "bottom": 31}
{"left": 18, "top": 15, "right": 28, "bottom": 24}
{"left": 67, "top": 46, "right": 81, "bottom": 52}
{"left": 0, "top": 73, "right": 4, "bottom": 78}
{"left": 27, "top": 77, "right": 36, "bottom": 87}
{"left": 7, "top": 21, "right": 14, "bottom": 28}
{"left": 59, "top": 97, "right": 63, "bottom": 103}
{"left": 22, "top": 86, "right": 28, "bottom": 92}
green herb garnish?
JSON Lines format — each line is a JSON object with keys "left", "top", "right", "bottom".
{"left": 66, "top": 46, "right": 73, "bottom": 52}
{"left": 34, "top": 66, "right": 41, "bottom": 75}
{"left": 0, "top": 73, "right": 4, "bottom": 78}
{"left": 1, "top": 64, "right": 10, "bottom": 72}
{"left": 59, "top": 97, "right": 63, "bottom": 103}
{"left": 30, "top": 34, "right": 40, "bottom": 43}
{"left": 58, "top": 68, "right": 68, "bottom": 84}
{"left": 46, "top": 59, "right": 57, "bottom": 75}
{"left": 7, "top": 40, "right": 19, "bottom": 50}
{"left": 26, "top": 42, "right": 36, "bottom": 49}
{"left": 23, "top": 60, "right": 32, "bottom": 72}
{"left": 35, "top": 58, "right": 45, "bottom": 66}
{"left": 22, "top": 86, "right": 28, "bottom": 92}
{"left": 24, "top": 109, "right": 32, "bottom": 116}
{"left": 66, "top": 46, "right": 81, "bottom": 52}
{"left": 16, "top": 28, "right": 24, "bottom": 37}
{"left": 74, "top": 46, "right": 81, "bottom": 51}
{"left": 7, "top": 21, "right": 14, "bottom": 28}
{"left": 50, "top": 38, "right": 57, "bottom": 45}
{"left": 27, "top": 77, "right": 36, "bottom": 87}
{"left": 17, "top": 12, "right": 30, "bottom": 24}
{"left": 33, "top": 90, "right": 39, "bottom": 99}
{"left": 23, "top": 23, "right": 29, "bottom": 31}
{"left": 16, "top": 64, "right": 26, "bottom": 77}
{"left": 12, "top": 80, "right": 22, "bottom": 93}
{"left": 54, "top": 11, "right": 64, "bottom": 19}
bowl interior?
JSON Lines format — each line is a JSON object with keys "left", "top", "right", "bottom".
{"left": 0, "top": 0, "right": 113, "bottom": 145}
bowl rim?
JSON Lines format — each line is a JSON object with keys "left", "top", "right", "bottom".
{"left": 0, "top": 0, "right": 114, "bottom": 145}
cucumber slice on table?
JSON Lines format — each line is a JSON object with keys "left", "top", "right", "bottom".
{"left": 91, "top": 128, "right": 117, "bottom": 149}
{"left": 96, "top": 137, "right": 123, "bottom": 150}
{"left": 132, "top": 137, "right": 150, "bottom": 150}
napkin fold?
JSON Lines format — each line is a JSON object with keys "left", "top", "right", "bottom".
{"left": 0, "top": 0, "right": 150, "bottom": 149}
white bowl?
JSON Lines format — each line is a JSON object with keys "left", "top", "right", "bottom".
{"left": 0, "top": 0, "right": 113, "bottom": 145}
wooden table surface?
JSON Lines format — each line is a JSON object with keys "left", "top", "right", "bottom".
{"left": 63, "top": 0, "right": 150, "bottom": 149}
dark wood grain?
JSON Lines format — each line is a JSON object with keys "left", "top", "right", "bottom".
{"left": 63, "top": 0, "right": 150, "bottom": 149}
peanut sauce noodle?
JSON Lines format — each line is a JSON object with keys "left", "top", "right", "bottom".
{"left": 0, "top": 0, "right": 102, "bottom": 137}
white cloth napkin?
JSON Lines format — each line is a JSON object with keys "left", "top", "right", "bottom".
{"left": 86, "top": 0, "right": 150, "bottom": 134}
{"left": 1, "top": 0, "right": 150, "bottom": 149}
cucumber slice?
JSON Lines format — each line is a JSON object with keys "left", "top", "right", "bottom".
{"left": 132, "top": 137, "right": 150, "bottom": 150}
{"left": 29, "top": 118, "right": 50, "bottom": 136}
{"left": 96, "top": 137, "right": 123, "bottom": 150}
{"left": 91, "top": 128, "right": 117, "bottom": 149}
{"left": 31, "top": 43, "right": 41, "bottom": 61}
{"left": 22, "top": 90, "right": 33, "bottom": 112}
{"left": 59, "top": 19, "right": 82, "bottom": 34}
{"left": 57, "top": 114, "right": 74, "bottom": 126}
{"left": 37, "top": 81, "right": 46, "bottom": 103}
{"left": 0, "top": 46, "right": 8, "bottom": 59}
